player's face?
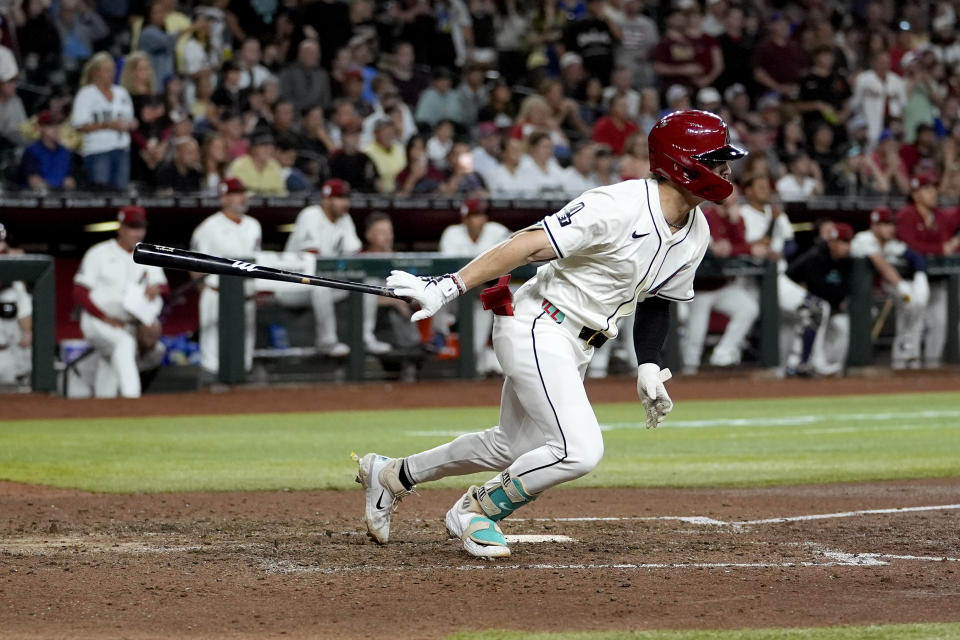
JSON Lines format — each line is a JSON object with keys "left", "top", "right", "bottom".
{"left": 829, "top": 239, "right": 851, "bottom": 260}
{"left": 221, "top": 193, "right": 248, "bottom": 216}
{"left": 365, "top": 220, "right": 393, "bottom": 252}
{"left": 914, "top": 184, "right": 938, "bottom": 209}
{"left": 876, "top": 221, "right": 895, "bottom": 241}
{"left": 117, "top": 224, "right": 146, "bottom": 250}
{"left": 326, "top": 196, "right": 350, "bottom": 218}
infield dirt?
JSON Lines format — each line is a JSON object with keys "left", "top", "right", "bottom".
{"left": 2, "top": 372, "right": 960, "bottom": 639}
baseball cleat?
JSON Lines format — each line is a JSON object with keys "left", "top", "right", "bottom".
{"left": 444, "top": 490, "right": 510, "bottom": 559}
{"left": 353, "top": 453, "right": 412, "bottom": 544}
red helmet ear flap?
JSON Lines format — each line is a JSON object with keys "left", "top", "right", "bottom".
{"left": 648, "top": 110, "right": 746, "bottom": 202}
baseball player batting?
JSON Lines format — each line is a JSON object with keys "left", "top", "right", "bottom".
{"left": 355, "top": 110, "right": 747, "bottom": 558}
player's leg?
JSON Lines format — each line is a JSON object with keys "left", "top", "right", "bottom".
{"left": 309, "top": 287, "right": 349, "bottom": 356}
{"left": 922, "top": 280, "right": 948, "bottom": 368}
{"left": 709, "top": 282, "right": 759, "bottom": 367}
{"left": 81, "top": 314, "right": 140, "bottom": 397}
{"left": 681, "top": 289, "right": 716, "bottom": 373}
{"left": 818, "top": 312, "right": 849, "bottom": 375}
{"left": 199, "top": 288, "right": 219, "bottom": 374}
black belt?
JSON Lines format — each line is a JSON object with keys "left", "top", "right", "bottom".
{"left": 541, "top": 299, "right": 608, "bottom": 348}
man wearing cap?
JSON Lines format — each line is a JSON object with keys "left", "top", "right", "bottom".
{"left": 895, "top": 173, "right": 959, "bottom": 367}
{"left": 783, "top": 222, "right": 854, "bottom": 376}
{"left": 73, "top": 207, "right": 169, "bottom": 397}
{"left": 191, "top": 178, "right": 262, "bottom": 374}
{"left": 438, "top": 199, "right": 511, "bottom": 375}
{"left": 0, "top": 223, "right": 32, "bottom": 385}
{"left": 227, "top": 130, "right": 287, "bottom": 195}
{"left": 19, "top": 111, "right": 77, "bottom": 191}
{"left": 471, "top": 122, "right": 502, "bottom": 188}
{"left": 852, "top": 206, "right": 930, "bottom": 368}
{"left": 280, "top": 178, "right": 361, "bottom": 357}
{"left": 364, "top": 119, "right": 405, "bottom": 194}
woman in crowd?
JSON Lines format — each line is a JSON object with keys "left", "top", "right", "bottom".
{"left": 121, "top": 51, "right": 159, "bottom": 115}
{"left": 70, "top": 52, "right": 137, "bottom": 191}
{"left": 396, "top": 134, "right": 446, "bottom": 196}
{"left": 201, "top": 133, "right": 228, "bottom": 192}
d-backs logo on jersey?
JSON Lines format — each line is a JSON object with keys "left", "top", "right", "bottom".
{"left": 555, "top": 201, "right": 585, "bottom": 227}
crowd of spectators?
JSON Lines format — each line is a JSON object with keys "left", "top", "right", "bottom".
{"left": 0, "top": 0, "right": 959, "bottom": 201}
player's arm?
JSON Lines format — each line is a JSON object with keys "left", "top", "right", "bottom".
{"left": 459, "top": 228, "right": 555, "bottom": 290}
{"left": 387, "top": 229, "right": 556, "bottom": 321}
{"left": 866, "top": 251, "right": 903, "bottom": 286}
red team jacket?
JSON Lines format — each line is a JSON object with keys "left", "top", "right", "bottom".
{"left": 895, "top": 204, "right": 959, "bottom": 256}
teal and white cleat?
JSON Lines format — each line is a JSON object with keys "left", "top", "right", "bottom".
{"left": 444, "top": 489, "right": 511, "bottom": 559}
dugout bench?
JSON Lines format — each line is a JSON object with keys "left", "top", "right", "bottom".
{"left": 215, "top": 255, "right": 782, "bottom": 384}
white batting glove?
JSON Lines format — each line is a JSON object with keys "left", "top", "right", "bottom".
{"left": 386, "top": 270, "right": 466, "bottom": 322}
{"left": 637, "top": 363, "right": 673, "bottom": 429}
{"left": 896, "top": 280, "right": 913, "bottom": 303}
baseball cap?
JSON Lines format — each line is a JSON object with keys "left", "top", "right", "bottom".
{"left": 911, "top": 172, "right": 938, "bottom": 190}
{"left": 118, "top": 205, "right": 147, "bottom": 228}
{"left": 724, "top": 83, "right": 747, "bottom": 103}
{"left": 870, "top": 206, "right": 895, "bottom": 224}
{"left": 477, "top": 121, "right": 498, "bottom": 137}
{"left": 460, "top": 198, "right": 488, "bottom": 217}
{"left": 665, "top": 84, "right": 689, "bottom": 104}
{"left": 559, "top": 52, "right": 583, "bottom": 69}
{"left": 696, "top": 86, "right": 722, "bottom": 106}
{"left": 37, "top": 110, "right": 62, "bottom": 126}
{"left": 827, "top": 222, "right": 853, "bottom": 242}
{"left": 250, "top": 131, "right": 275, "bottom": 146}
{"left": 322, "top": 178, "right": 351, "bottom": 198}
{"left": 219, "top": 177, "right": 247, "bottom": 194}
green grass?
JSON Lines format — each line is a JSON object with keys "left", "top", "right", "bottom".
{"left": 0, "top": 391, "right": 958, "bottom": 493}
{"left": 444, "top": 623, "right": 960, "bottom": 640}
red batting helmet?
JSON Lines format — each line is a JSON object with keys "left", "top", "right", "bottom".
{"left": 648, "top": 110, "right": 747, "bottom": 202}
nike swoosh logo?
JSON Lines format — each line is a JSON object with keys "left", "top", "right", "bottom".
{"left": 376, "top": 490, "right": 386, "bottom": 510}
{"left": 631, "top": 231, "right": 649, "bottom": 239}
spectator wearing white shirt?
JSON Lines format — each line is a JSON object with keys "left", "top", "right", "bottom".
{"left": 776, "top": 152, "right": 824, "bottom": 202}
{"left": 514, "top": 131, "right": 567, "bottom": 198}
{"left": 851, "top": 52, "right": 907, "bottom": 148}
{"left": 562, "top": 141, "right": 599, "bottom": 197}
{"left": 236, "top": 37, "right": 275, "bottom": 91}
{"left": 438, "top": 199, "right": 511, "bottom": 375}
{"left": 426, "top": 120, "right": 455, "bottom": 170}
{"left": 602, "top": 67, "right": 641, "bottom": 120}
{"left": 471, "top": 122, "right": 501, "bottom": 188}
{"left": 487, "top": 137, "right": 527, "bottom": 197}
{"left": 71, "top": 52, "right": 137, "bottom": 191}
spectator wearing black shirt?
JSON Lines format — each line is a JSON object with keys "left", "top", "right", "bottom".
{"left": 328, "top": 124, "right": 378, "bottom": 192}
{"left": 387, "top": 41, "right": 429, "bottom": 108}
{"left": 16, "top": 0, "right": 62, "bottom": 85}
{"left": 714, "top": 4, "right": 754, "bottom": 94}
{"left": 155, "top": 136, "right": 203, "bottom": 194}
{"left": 796, "top": 46, "right": 850, "bottom": 145}
{"left": 562, "top": 0, "right": 618, "bottom": 85}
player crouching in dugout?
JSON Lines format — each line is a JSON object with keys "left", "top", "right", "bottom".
{"left": 72, "top": 206, "right": 168, "bottom": 397}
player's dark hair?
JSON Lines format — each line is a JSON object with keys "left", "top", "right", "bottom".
{"left": 364, "top": 211, "right": 392, "bottom": 232}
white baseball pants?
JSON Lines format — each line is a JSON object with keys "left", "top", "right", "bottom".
{"left": 681, "top": 278, "right": 759, "bottom": 370}
{"left": 80, "top": 313, "right": 141, "bottom": 398}
{"left": 199, "top": 288, "right": 256, "bottom": 374}
{"left": 406, "top": 285, "right": 603, "bottom": 494}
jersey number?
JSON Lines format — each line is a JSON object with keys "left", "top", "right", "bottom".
{"left": 556, "top": 202, "right": 585, "bottom": 227}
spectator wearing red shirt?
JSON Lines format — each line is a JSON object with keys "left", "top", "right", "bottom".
{"left": 681, "top": 189, "right": 759, "bottom": 373}
{"left": 899, "top": 124, "right": 939, "bottom": 178}
{"left": 651, "top": 9, "right": 699, "bottom": 93}
{"left": 684, "top": 7, "right": 723, "bottom": 90}
{"left": 751, "top": 13, "right": 805, "bottom": 98}
{"left": 590, "top": 93, "right": 638, "bottom": 156}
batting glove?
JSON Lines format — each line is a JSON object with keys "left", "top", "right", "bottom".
{"left": 637, "top": 363, "right": 673, "bottom": 429}
{"left": 386, "top": 270, "right": 467, "bottom": 322}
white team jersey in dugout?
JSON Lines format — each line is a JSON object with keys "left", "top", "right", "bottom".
{"left": 534, "top": 178, "right": 710, "bottom": 338}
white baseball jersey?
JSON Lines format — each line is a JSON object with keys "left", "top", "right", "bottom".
{"left": 284, "top": 205, "right": 362, "bottom": 256}
{"left": 74, "top": 239, "right": 168, "bottom": 320}
{"left": 851, "top": 229, "right": 908, "bottom": 261}
{"left": 70, "top": 84, "right": 135, "bottom": 155}
{"left": 438, "top": 221, "right": 511, "bottom": 257}
{"left": 535, "top": 178, "right": 710, "bottom": 337}
{"left": 191, "top": 211, "right": 262, "bottom": 288}
{"left": 740, "top": 202, "right": 794, "bottom": 253}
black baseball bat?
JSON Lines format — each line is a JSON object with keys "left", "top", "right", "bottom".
{"left": 133, "top": 243, "right": 408, "bottom": 300}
